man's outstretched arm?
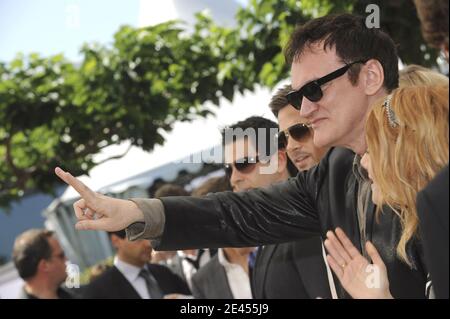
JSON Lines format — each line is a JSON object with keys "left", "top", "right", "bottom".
{"left": 55, "top": 166, "right": 321, "bottom": 250}
{"left": 151, "top": 178, "right": 320, "bottom": 250}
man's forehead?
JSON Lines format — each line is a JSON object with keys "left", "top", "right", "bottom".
{"left": 48, "top": 237, "right": 62, "bottom": 251}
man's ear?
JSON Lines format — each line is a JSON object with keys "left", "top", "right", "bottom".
{"left": 110, "top": 234, "right": 122, "bottom": 250}
{"left": 37, "top": 259, "right": 50, "bottom": 273}
{"left": 276, "top": 150, "right": 288, "bottom": 174}
{"left": 362, "top": 59, "right": 385, "bottom": 96}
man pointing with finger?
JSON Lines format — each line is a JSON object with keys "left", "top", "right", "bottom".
{"left": 55, "top": 14, "right": 428, "bottom": 299}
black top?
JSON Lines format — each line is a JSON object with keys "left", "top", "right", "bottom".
{"left": 252, "top": 237, "right": 332, "bottom": 299}
{"left": 417, "top": 164, "right": 449, "bottom": 299}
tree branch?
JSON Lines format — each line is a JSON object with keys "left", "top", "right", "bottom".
{"left": 93, "top": 143, "right": 133, "bottom": 166}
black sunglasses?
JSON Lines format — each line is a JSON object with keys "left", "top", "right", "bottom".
{"left": 277, "top": 123, "right": 311, "bottom": 149}
{"left": 286, "top": 60, "right": 367, "bottom": 110}
{"left": 224, "top": 156, "right": 261, "bottom": 178}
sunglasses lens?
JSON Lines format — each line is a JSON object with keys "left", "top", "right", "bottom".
{"left": 234, "top": 162, "right": 255, "bottom": 174}
{"left": 304, "top": 83, "right": 323, "bottom": 102}
{"left": 289, "top": 124, "right": 311, "bottom": 142}
{"left": 287, "top": 91, "right": 302, "bottom": 110}
{"left": 225, "top": 158, "right": 258, "bottom": 177}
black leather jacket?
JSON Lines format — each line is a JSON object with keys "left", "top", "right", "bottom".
{"left": 156, "top": 147, "right": 427, "bottom": 298}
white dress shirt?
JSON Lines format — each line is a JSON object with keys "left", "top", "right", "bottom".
{"left": 114, "top": 256, "right": 155, "bottom": 299}
{"left": 217, "top": 249, "right": 253, "bottom": 299}
{"left": 177, "top": 250, "right": 211, "bottom": 290}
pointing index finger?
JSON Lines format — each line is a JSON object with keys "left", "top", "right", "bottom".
{"left": 55, "top": 167, "right": 95, "bottom": 202}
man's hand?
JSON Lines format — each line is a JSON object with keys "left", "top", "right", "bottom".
{"left": 324, "top": 228, "right": 393, "bottom": 299}
{"left": 55, "top": 167, "right": 144, "bottom": 231}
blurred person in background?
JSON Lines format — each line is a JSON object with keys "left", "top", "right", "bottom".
{"left": 399, "top": 64, "right": 448, "bottom": 87}
{"left": 87, "top": 263, "right": 112, "bottom": 283}
{"left": 81, "top": 230, "right": 189, "bottom": 299}
{"left": 13, "top": 229, "right": 73, "bottom": 299}
{"left": 414, "top": 0, "right": 449, "bottom": 61}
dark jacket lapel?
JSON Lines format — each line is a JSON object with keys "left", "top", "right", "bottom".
{"left": 252, "top": 245, "right": 277, "bottom": 299}
{"left": 111, "top": 266, "right": 142, "bottom": 299}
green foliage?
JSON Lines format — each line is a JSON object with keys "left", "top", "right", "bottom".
{"left": 0, "top": 16, "right": 241, "bottom": 208}
{"left": 0, "top": 0, "right": 438, "bottom": 209}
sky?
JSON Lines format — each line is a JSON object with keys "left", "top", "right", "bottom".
{"left": 0, "top": 0, "right": 248, "bottom": 62}
{"left": 0, "top": 0, "right": 140, "bottom": 62}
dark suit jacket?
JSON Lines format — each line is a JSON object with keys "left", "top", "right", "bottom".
{"left": 252, "top": 236, "right": 332, "bottom": 299}
{"left": 417, "top": 164, "right": 449, "bottom": 299}
{"left": 82, "top": 264, "right": 190, "bottom": 299}
{"left": 154, "top": 148, "right": 427, "bottom": 299}
{"left": 191, "top": 255, "right": 234, "bottom": 299}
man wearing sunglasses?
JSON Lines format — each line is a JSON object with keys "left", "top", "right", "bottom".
{"left": 270, "top": 85, "right": 329, "bottom": 171}
{"left": 222, "top": 116, "right": 332, "bottom": 299}
{"left": 13, "top": 229, "right": 73, "bottom": 299}
{"left": 55, "top": 14, "right": 428, "bottom": 298}
{"left": 223, "top": 117, "right": 296, "bottom": 192}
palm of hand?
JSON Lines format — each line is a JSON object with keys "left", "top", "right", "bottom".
{"left": 340, "top": 255, "right": 377, "bottom": 299}
{"left": 325, "top": 228, "right": 393, "bottom": 299}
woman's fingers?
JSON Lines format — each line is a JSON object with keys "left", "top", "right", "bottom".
{"left": 325, "top": 231, "right": 352, "bottom": 264}
{"left": 326, "top": 254, "right": 344, "bottom": 281}
{"left": 366, "top": 241, "right": 385, "bottom": 269}
{"left": 324, "top": 238, "right": 347, "bottom": 269}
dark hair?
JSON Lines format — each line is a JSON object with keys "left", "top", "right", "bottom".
{"left": 285, "top": 13, "right": 399, "bottom": 92}
{"left": 269, "top": 85, "right": 292, "bottom": 117}
{"left": 12, "top": 229, "right": 54, "bottom": 280}
{"left": 154, "top": 184, "right": 189, "bottom": 198}
{"left": 108, "top": 230, "right": 127, "bottom": 239}
{"left": 414, "top": 0, "right": 449, "bottom": 49}
{"left": 221, "top": 116, "right": 298, "bottom": 177}
{"left": 222, "top": 116, "right": 279, "bottom": 160}
{"left": 191, "top": 176, "right": 232, "bottom": 196}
